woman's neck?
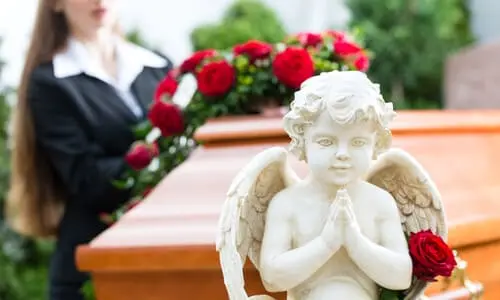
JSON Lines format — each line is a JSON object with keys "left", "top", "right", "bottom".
{"left": 72, "top": 28, "right": 118, "bottom": 79}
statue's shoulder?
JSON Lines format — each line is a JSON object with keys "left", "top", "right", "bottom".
{"left": 361, "top": 181, "right": 399, "bottom": 214}
{"left": 268, "top": 181, "right": 306, "bottom": 214}
{"left": 363, "top": 181, "right": 392, "bottom": 197}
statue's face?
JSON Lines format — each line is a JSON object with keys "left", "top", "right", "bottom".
{"left": 305, "top": 110, "right": 376, "bottom": 187}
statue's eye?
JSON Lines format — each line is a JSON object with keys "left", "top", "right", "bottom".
{"left": 351, "top": 138, "right": 367, "bottom": 147}
{"left": 317, "top": 138, "right": 333, "bottom": 146}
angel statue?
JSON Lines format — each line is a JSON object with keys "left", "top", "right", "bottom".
{"left": 216, "top": 70, "right": 447, "bottom": 300}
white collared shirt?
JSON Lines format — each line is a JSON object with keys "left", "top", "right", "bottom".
{"left": 53, "top": 36, "right": 168, "bottom": 118}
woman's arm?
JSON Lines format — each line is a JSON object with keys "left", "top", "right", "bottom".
{"left": 28, "top": 73, "right": 132, "bottom": 212}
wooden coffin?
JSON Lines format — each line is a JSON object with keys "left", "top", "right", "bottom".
{"left": 76, "top": 110, "right": 500, "bottom": 300}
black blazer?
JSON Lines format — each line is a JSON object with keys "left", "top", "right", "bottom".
{"left": 28, "top": 60, "right": 172, "bottom": 295}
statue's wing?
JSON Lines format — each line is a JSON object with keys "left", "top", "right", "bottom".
{"left": 216, "top": 147, "right": 300, "bottom": 300}
{"left": 365, "top": 148, "right": 447, "bottom": 300}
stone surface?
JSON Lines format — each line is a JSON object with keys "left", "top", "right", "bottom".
{"left": 445, "top": 41, "right": 500, "bottom": 109}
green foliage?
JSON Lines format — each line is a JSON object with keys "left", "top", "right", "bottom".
{"left": 0, "top": 241, "right": 52, "bottom": 300}
{"left": 0, "top": 64, "right": 10, "bottom": 218}
{"left": 0, "top": 37, "right": 52, "bottom": 300}
{"left": 347, "top": 0, "right": 474, "bottom": 109}
{"left": 81, "top": 280, "right": 96, "bottom": 300}
{"left": 380, "top": 288, "right": 405, "bottom": 300}
{"left": 190, "top": 0, "right": 287, "bottom": 51}
{"left": 125, "top": 28, "right": 150, "bottom": 48}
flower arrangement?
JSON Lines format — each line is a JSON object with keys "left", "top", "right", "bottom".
{"left": 380, "top": 230, "right": 457, "bottom": 300}
{"left": 183, "top": 30, "right": 370, "bottom": 116}
{"left": 100, "top": 29, "right": 370, "bottom": 225}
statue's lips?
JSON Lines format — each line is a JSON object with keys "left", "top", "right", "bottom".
{"left": 330, "top": 165, "right": 351, "bottom": 171}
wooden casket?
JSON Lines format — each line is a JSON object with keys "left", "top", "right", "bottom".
{"left": 76, "top": 110, "right": 500, "bottom": 300}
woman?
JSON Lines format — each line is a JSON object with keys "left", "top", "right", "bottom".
{"left": 6, "top": 1, "right": 172, "bottom": 299}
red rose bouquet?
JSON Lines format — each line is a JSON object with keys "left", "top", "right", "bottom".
{"left": 99, "top": 73, "right": 191, "bottom": 224}
{"left": 101, "top": 29, "right": 370, "bottom": 224}
{"left": 177, "top": 29, "right": 370, "bottom": 117}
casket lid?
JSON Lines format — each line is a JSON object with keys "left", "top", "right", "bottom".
{"left": 76, "top": 110, "right": 500, "bottom": 272}
{"left": 194, "top": 110, "right": 500, "bottom": 146}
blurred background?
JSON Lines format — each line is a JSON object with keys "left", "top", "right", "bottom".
{"left": 0, "top": 0, "right": 495, "bottom": 299}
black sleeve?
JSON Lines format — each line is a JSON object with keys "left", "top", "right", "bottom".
{"left": 28, "top": 74, "right": 131, "bottom": 212}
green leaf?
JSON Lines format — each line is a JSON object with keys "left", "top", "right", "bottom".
{"left": 81, "top": 280, "right": 96, "bottom": 300}
{"left": 236, "top": 84, "right": 251, "bottom": 94}
{"left": 133, "top": 121, "right": 153, "bottom": 140}
{"left": 380, "top": 289, "right": 403, "bottom": 300}
{"left": 111, "top": 177, "right": 135, "bottom": 190}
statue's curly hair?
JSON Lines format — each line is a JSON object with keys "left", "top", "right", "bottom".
{"left": 283, "top": 71, "right": 396, "bottom": 161}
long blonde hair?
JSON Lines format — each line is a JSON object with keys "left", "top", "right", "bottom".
{"left": 6, "top": 0, "right": 71, "bottom": 238}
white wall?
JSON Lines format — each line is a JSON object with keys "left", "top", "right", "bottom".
{"left": 0, "top": 0, "right": 350, "bottom": 88}
{"left": 0, "top": 0, "right": 38, "bottom": 87}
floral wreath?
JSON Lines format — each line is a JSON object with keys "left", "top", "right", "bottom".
{"left": 100, "top": 29, "right": 371, "bottom": 224}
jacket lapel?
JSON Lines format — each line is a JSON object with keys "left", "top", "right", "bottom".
{"left": 75, "top": 75, "right": 139, "bottom": 124}
{"left": 131, "top": 69, "right": 159, "bottom": 116}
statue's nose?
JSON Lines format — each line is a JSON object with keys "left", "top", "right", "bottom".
{"left": 336, "top": 153, "right": 349, "bottom": 161}
{"left": 335, "top": 145, "right": 350, "bottom": 161}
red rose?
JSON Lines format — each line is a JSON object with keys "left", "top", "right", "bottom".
{"left": 147, "top": 101, "right": 184, "bottom": 137}
{"left": 180, "top": 49, "right": 217, "bottom": 73}
{"left": 154, "top": 76, "right": 178, "bottom": 102}
{"left": 272, "top": 47, "right": 314, "bottom": 89}
{"left": 408, "top": 230, "right": 457, "bottom": 282}
{"left": 297, "top": 32, "right": 323, "bottom": 48}
{"left": 233, "top": 40, "right": 272, "bottom": 62}
{"left": 125, "top": 142, "right": 158, "bottom": 170}
{"left": 168, "top": 67, "right": 180, "bottom": 79}
{"left": 334, "top": 39, "right": 363, "bottom": 56}
{"left": 354, "top": 53, "right": 370, "bottom": 72}
{"left": 197, "top": 60, "right": 235, "bottom": 97}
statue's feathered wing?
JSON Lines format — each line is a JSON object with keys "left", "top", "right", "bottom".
{"left": 216, "top": 147, "right": 300, "bottom": 300}
{"left": 365, "top": 148, "right": 447, "bottom": 300}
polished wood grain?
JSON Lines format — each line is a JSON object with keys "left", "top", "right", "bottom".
{"left": 77, "top": 110, "right": 500, "bottom": 300}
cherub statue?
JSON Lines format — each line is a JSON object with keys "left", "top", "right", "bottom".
{"left": 216, "top": 71, "right": 447, "bottom": 300}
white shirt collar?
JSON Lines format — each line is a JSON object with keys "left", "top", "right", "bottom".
{"left": 53, "top": 36, "right": 167, "bottom": 90}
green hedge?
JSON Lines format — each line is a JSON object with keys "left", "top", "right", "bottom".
{"left": 347, "top": 0, "right": 474, "bottom": 109}
{"left": 0, "top": 38, "right": 51, "bottom": 298}
{"left": 0, "top": 239, "right": 52, "bottom": 300}
{"left": 190, "top": 0, "right": 287, "bottom": 51}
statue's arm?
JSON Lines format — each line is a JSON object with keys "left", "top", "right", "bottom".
{"left": 259, "top": 192, "right": 333, "bottom": 291}
{"left": 346, "top": 192, "right": 413, "bottom": 291}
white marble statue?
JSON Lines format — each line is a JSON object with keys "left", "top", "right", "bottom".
{"left": 216, "top": 71, "right": 447, "bottom": 300}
